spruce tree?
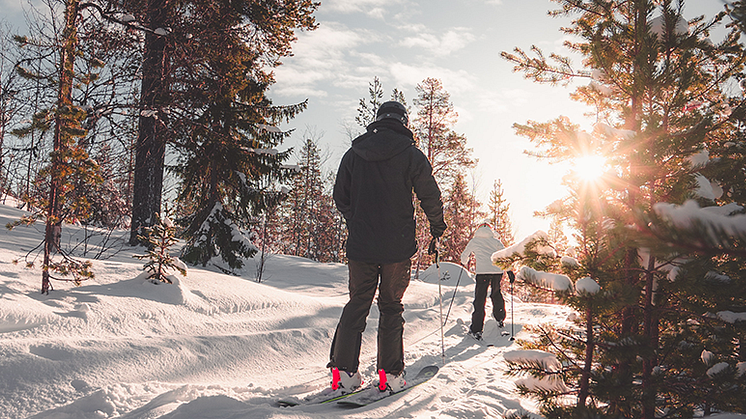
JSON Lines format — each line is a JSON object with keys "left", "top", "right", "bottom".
{"left": 170, "top": 0, "right": 317, "bottom": 271}
{"left": 134, "top": 212, "right": 186, "bottom": 283}
{"left": 502, "top": 0, "right": 746, "bottom": 416}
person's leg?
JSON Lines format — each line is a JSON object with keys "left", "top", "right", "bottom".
{"left": 488, "top": 273, "right": 506, "bottom": 323}
{"left": 376, "top": 259, "right": 411, "bottom": 375}
{"left": 470, "top": 274, "right": 490, "bottom": 333}
{"left": 329, "top": 260, "right": 379, "bottom": 373}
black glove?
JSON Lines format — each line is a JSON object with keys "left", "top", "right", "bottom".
{"left": 430, "top": 224, "right": 445, "bottom": 239}
{"left": 507, "top": 270, "right": 516, "bottom": 284}
{"left": 427, "top": 237, "right": 438, "bottom": 256}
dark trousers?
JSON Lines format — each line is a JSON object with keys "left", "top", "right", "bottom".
{"left": 470, "top": 273, "right": 506, "bottom": 333}
{"left": 329, "top": 259, "right": 411, "bottom": 375}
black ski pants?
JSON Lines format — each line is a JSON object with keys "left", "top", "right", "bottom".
{"left": 470, "top": 273, "right": 506, "bottom": 333}
{"left": 329, "top": 259, "right": 411, "bottom": 375}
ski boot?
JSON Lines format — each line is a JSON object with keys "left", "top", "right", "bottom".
{"left": 330, "top": 367, "right": 362, "bottom": 393}
{"left": 378, "top": 369, "right": 406, "bottom": 393}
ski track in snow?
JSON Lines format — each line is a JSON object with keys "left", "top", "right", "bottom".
{"left": 0, "top": 203, "right": 568, "bottom": 419}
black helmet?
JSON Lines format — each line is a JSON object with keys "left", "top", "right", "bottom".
{"left": 375, "top": 101, "right": 408, "bottom": 126}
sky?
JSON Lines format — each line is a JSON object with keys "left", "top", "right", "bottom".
{"left": 266, "top": 0, "right": 732, "bottom": 239}
{"left": 0, "top": 0, "right": 733, "bottom": 240}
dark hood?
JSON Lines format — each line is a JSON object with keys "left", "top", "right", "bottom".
{"left": 351, "top": 119, "right": 415, "bottom": 162}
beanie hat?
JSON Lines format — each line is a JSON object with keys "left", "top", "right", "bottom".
{"left": 375, "top": 101, "right": 408, "bottom": 126}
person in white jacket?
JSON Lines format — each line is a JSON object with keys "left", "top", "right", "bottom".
{"left": 460, "top": 222, "right": 506, "bottom": 341}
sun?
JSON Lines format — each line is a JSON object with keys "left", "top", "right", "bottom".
{"left": 573, "top": 155, "right": 607, "bottom": 181}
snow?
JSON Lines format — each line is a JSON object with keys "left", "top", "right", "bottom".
{"left": 560, "top": 255, "right": 578, "bottom": 268}
{"left": 504, "top": 350, "right": 562, "bottom": 372}
{"left": 491, "top": 230, "right": 556, "bottom": 262}
{"left": 1, "top": 200, "right": 744, "bottom": 417}
{"left": 702, "top": 349, "right": 716, "bottom": 365}
{"left": 504, "top": 350, "right": 569, "bottom": 393}
{"left": 707, "top": 362, "right": 730, "bottom": 378}
{"left": 694, "top": 174, "right": 722, "bottom": 200}
{"left": 119, "top": 14, "right": 136, "bottom": 23}
{"left": 574, "top": 277, "right": 600, "bottom": 295}
{"left": 717, "top": 311, "right": 746, "bottom": 324}
{"left": 0, "top": 203, "right": 573, "bottom": 418}
{"left": 589, "top": 80, "right": 612, "bottom": 96}
{"left": 257, "top": 124, "right": 283, "bottom": 133}
{"left": 687, "top": 149, "right": 709, "bottom": 168}
{"left": 653, "top": 200, "right": 746, "bottom": 242}
{"left": 419, "top": 261, "right": 475, "bottom": 285}
{"left": 516, "top": 266, "right": 573, "bottom": 293}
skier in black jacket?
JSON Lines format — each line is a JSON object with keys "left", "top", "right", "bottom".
{"left": 328, "top": 101, "right": 446, "bottom": 395}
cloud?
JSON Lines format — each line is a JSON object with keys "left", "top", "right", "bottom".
{"left": 399, "top": 28, "right": 476, "bottom": 56}
{"left": 0, "top": 0, "right": 25, "bottom": 13}
{"left": 387, "top": 62, "right": 476, "bottom": 94}
{"left": 272, "top": 23, "right": 381, "bottom": 98}
{"left": 322, "top": 0, "right": 408, "bottom": 18}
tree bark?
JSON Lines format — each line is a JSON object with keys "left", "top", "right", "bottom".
{"left": 130, "top": 0, "right": 170, "bottom": 246}
{"left": 578, "top": 304, "right": 595, "bottom": 408}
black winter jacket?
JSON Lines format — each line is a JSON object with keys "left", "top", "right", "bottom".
{"left": 333, "top": 119, "right": 446, "bottom": 263}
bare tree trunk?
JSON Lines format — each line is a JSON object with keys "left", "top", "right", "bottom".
{"left": 130, "top": 0, "right": 169, "bottom": 246}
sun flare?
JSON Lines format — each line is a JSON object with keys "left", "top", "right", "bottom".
{"left": 573, "top": 155, "right": 607, "bottom": 181}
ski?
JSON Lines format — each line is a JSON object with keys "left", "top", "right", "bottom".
{"left": 276, "top": 385, "right": 367, "bottom": 407}
{"left": 336, "top": 365, "right": 439, "bottom": 408}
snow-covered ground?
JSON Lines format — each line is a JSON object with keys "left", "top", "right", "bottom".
{"left": 0, "top": 202, "right": 743, "bottom": 419}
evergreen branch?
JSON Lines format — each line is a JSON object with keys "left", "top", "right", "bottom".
{"left": 501, "top": 46, "right": 581, "bottom": 85}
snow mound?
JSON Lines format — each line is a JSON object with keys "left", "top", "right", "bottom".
{"left": 419, "top": 261, "right": 474, "bottom": 285}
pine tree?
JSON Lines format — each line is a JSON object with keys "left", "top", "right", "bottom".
{"left": 287, "top": 136, "right": 324, "bottom": 259}
{"left": 502, "top": 1, "right": 746, "bottom": 416}
{"left": 278, "top": 133, "right": 343, "bottom": 263}
{"left": 7, "top": 0, "right": 110, "bottom": 293}
{"left": 411, "top": 78, "right": 475, "bottom": 274}
{"left": 441, "top": 172, "right": 473, "bottom": 262}
{"left": 355, "top": 76, "right": 409, "bottom": 129}
{"left": 355, "top": 76, "right": 384, "bottom": 128}
{"left": 412, "top": 78, "right": 474, "bottom": 187}
{"left": 487, "top": 179, "right": 515, "bottom": 246}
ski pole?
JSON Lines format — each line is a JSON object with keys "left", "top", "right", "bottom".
{"left": 442, "top": 264, "right": 464, "bottom": 326}
{"left": 436, "top": 238, "right": 445, "bottom": 365}
{"left": 507, "top": 270, "right": 516, "bottom": 341}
